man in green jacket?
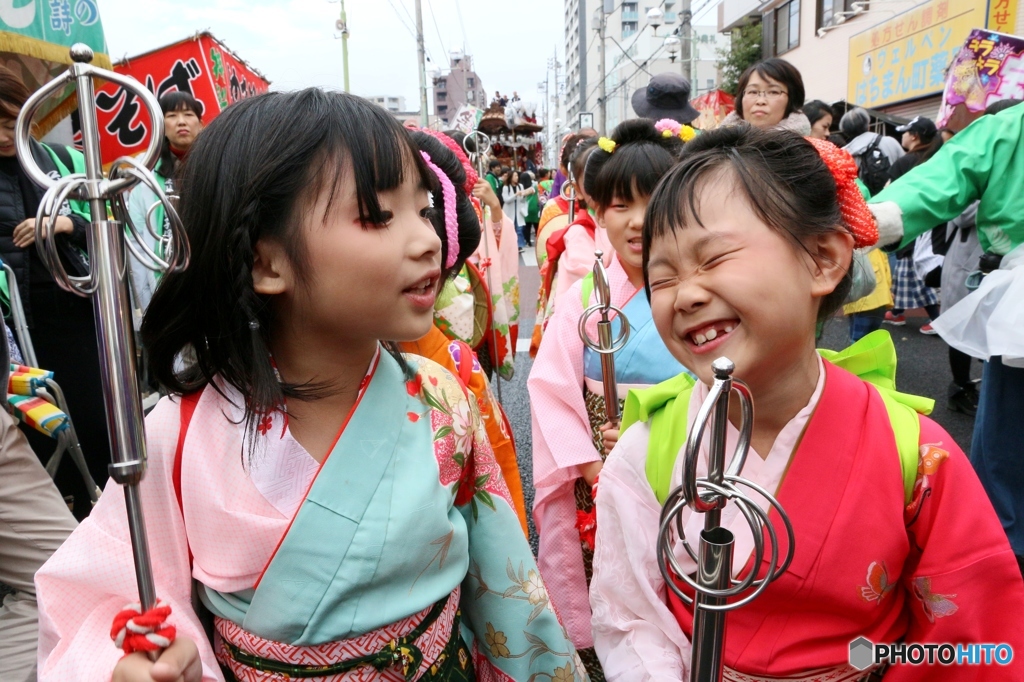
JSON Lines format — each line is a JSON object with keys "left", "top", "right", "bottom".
{"left": 868, "top": 99, "right": 1024, "bottom": 572}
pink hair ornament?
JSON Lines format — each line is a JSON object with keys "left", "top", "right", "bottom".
{"left": 420, "top": 151, "right": 460, "bottom": 269}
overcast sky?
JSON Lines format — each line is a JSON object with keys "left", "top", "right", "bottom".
{"left": 100, "top": 0, "right": 559, "bottom": 111}
{"left": 100, "top": 0, "right": 717, "bottom": 116}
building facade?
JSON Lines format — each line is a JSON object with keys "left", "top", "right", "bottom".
{"left": 719, "top": 0, "right": 1024, "bottom": 120}
{"left": 432, "top": 51, "right": 487, "bottom": 126}
{"left": 367, "top": 95, "right": 407, "bottom": 113}
{"left": 565, "top": 0, "right": 727, "bottom": 131}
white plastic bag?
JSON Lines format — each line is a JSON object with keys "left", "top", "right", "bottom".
{"left": 932, "top": 243, "right": 1024, "bottom": 366}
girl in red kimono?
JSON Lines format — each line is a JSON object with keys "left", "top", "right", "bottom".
{"left": 590, "top": 125, "right": 1024, "bottom": 681}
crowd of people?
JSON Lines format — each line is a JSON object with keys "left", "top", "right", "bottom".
{"left": 0, "top": 50, "right": 1022, "bottom": 682}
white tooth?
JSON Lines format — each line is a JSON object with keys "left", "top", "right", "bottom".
{"left": 705, "top": 328, "right": 718, "bottom": 341}
{"left": 724, "top": 325, "right": 734, "bottom": 333}
{"left": 694, "top": 333, "right": 707, "bottom": 345}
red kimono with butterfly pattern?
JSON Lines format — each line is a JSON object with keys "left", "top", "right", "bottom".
{"left": 592, "top": 360, "right": 1024, "bottom": 681}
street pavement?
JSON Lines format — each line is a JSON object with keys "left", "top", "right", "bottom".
{"left": 502, "top": 254, "right": 979, "bottom": 551}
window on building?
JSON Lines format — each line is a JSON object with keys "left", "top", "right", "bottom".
{"left": 438, "top": 105, "right": 447, "bottom": 114}
{"left": 623, "top": 2, "right": 638, "bottom": 21}
{"left": 819, "top": 0, "right": 862, "bottom": 28}
{"left": 774, "top": 0, "right": 800, "bottom": 54}
{"left": 467, "top": 77, "right": 475, "bottom": 88}
{"left": 707, "top": 78, "right": 715, "bottom": 90}
{"left": 437, "top": 92, "right": 446, "bottom": 101}
{"left": 467, "top": 91, "right": 475, "bottom": 103}
{"left": 622, "top": 21, "right": 638, "bottom": 37}
{"left": 436, "top": 78, "right": 446, "bottom": 90}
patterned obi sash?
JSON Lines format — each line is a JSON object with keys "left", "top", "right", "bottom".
{"left": 215, "top": 588, "right": 472, "bottom": 681}
{"left": 721, "top": 664, "right": 886, "bottom": 682}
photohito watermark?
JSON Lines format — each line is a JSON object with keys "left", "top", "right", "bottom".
{"left": 849, "top": 637, "right": 1014, "bottom": 670}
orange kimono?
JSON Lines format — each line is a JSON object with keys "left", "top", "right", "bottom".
{"left": 401, "top": 326, "right": 528, "bottom": 535}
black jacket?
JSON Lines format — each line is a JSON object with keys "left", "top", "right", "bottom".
{"left": 0, "top": 140, "right": 90, "bottom": 326}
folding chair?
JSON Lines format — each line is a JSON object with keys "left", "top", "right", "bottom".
{"left": 1, "top": 257, "right": 100, "bottom": 504}
{"left": 6, "top": 364, "right": 101, "bottom": 504}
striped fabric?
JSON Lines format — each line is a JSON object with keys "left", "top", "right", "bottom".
{"left": 6, "top": 364, "right": 67, "bottom": 437}
{"left": 6, "top": 393, "right": 67, "bottom": 437}
{"left": 8, "top": 364, "right": 54, "bottom": 396}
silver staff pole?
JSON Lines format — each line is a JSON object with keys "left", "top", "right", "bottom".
{"left": 464, "top": 130, "right": 509, "bottom": 401}
{"left": 657, "top": 358, "right": 796, "bottom": 681}
{"left": 560, "top": 174, "right": 577, "bottom": 223}
{"left": 15, "top": 44, "right": 189, "bottom": 618}
{"left": 577, "top": 250, "right": 628, "bottom": 426}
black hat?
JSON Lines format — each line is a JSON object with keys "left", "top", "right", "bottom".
{"left": 630, "top": 73, "right": 700, "bottom": 124}
{"left": 896, "top": 116, "right": 937, "bottom": 141}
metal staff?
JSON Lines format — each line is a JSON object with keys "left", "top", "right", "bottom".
{"left": 16, "top": 44, "right": 189, "bottom": 618}
{"left": 658, "top": 358, "right": 796, "bottom": 682}
{"left": 577, "top": 250, "right": 629, "bottom": 425}
{"left": 560, "top": 174, "right": 577, "bottom": 223}
{"left": 464, "top": 130, "right": 508, "bottom": 401}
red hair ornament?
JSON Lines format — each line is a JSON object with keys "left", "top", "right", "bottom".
{"left": 420, "top": 129, "right": 479, "bottom": 193}
{"left": 805, "top": 137, "right": 879, "bottom": 249}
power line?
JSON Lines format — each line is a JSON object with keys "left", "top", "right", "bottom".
{"left": 385, "top": 0, "right": 416, "bottom": 39}
{"left": 608, "top": 35, "right": 651, "bottom": 77}
{"left": 590, "top": 42, "right": 670, "bottom": 109}
{"left": 395, "top": 0, "right": 417, "bottom": 31}
{"left": 452, "top": 0, "right": 470, "bottom": 53}
{"left": 425, "top": 0, "right": 449, "bottom": 60}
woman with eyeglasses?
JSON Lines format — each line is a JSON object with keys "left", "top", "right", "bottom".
{"left": 722, "top": 58, "right": 812, "bottom": 135}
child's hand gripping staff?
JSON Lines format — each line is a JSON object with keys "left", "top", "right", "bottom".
{"left": 578, "top": 250, "right": 629, "bottom": 486}
{"left": 14, "top": 43, "right": 189, "bottom": 668}
{"left": 578, "top": 250, "right": 630, "bottom": 427}
{"left": 658, "top": 358, "right": 796, "bottom": 682}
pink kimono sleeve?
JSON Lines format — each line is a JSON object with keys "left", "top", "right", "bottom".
{"left": 889, "top": 417, "right": 1024, "bottom": 681}
{"left": 528, "top": 276, "right": 599, "bottom": 497}
{"left": 527, "top": 277, "right": 602, "bottom": 647}
{"left": 591, "top": 423, "right": 691, "bottom": 681}
{"left": 555, "top": 224, "right": 598, "bottom": 303}
{"left": 35, "top": 397, "right": 223, "bottom": 682}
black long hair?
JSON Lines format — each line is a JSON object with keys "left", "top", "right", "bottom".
{"left": 643, "top": 125, "right": 852, "bottom": 324}
{"left": 582, "top": 118, "right": 683, "bottom": 210}
{"left": 142, "top": 89, "right": 432, "bottom": 438}
{"left": 155, "top": 90, "right": 204, "bottom": 179}
{"left": 410, "top": 131, "right": 481, "bottom": 280}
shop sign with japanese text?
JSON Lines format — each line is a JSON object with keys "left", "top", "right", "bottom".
{"left": 847, "top": 0, "right": 1015, "bottom": 108}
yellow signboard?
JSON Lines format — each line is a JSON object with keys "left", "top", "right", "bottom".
{"left": 847, "top": 0, "right": 1007, "bottom": 108}
{"left": 989, "top": 0, "right": 1019, "bottom": 33}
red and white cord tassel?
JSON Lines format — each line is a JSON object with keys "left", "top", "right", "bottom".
{"left": 110, "top": 601, "right": 176, "bottom": 654}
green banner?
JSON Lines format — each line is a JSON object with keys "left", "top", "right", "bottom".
{"left": 0, "top": 0, "right": 107, "bottom": 58}
{"left": 0, "top": 0, "right": 110, "bottom": 133}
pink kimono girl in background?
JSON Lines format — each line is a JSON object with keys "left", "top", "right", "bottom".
{"left": 530, "top": 118, "right": 694, "bottom": 680}
{"left": 590, "top": 125, "right": 1024, "bottom": 680}
{"left": 35, "top": 91, "right": 586, "bottom": 682}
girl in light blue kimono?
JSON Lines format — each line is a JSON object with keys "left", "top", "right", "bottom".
{"left": 35, "top": 90, "right": 587, "bottom": 682}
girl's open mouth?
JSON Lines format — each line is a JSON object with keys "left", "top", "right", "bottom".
{"left": 685, "top": 320, "right": 738, "bottom": 354}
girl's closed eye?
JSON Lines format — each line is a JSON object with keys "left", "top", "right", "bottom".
{"left": 703, "top": 249, "right": 739, "bottom": 268}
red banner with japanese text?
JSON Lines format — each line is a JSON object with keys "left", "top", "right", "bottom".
{"left": 94, "top": 32, "right": 268, "bottom": 166}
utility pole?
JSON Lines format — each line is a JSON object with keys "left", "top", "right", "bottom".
{"left": 597, "top": 9, "right": 607, "bottom": 134}
{"left": 578, "top": 0, "right": 588, "bottom": 125}
{"left": 338, "top": 0, "right": 350, "bottom": 91}
{"left": 414, "top": 0, "right": 429, "bottom": 127}
{"left": 680, "top": 0, "right": 693, "bottom": 82}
